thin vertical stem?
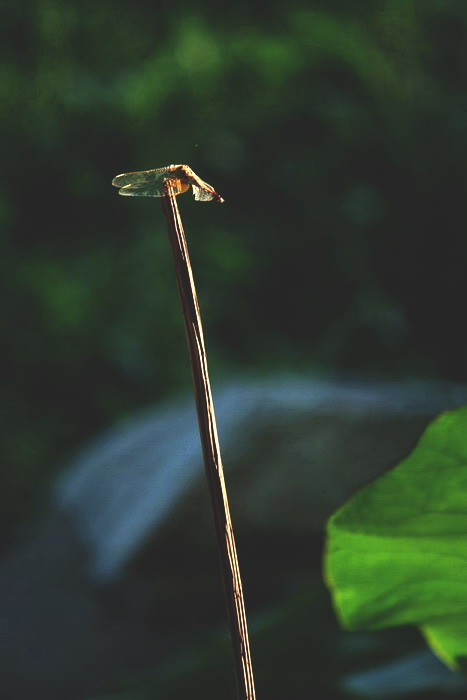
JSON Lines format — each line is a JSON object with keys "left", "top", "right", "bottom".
{"left": 161, "top": 190, "right": 256, "bottom": 700}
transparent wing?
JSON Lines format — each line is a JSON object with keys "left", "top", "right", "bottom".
{"left": 118, "top": 179, "right": 190, "bottom": 197}
{"left": 118, "top": 183, "right": 165, "bottom": 197}
{"left": 112, "top": 168, "right": 170, "bottom": 188}
{"left": 192, "top": 184, "right": 215, "bottom": 201}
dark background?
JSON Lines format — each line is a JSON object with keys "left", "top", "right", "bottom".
{"left": 2, "top": 0, "right": 467, "bottom": 619}
{"left": 2, "top": 1, "right": 467, "bottom": 697}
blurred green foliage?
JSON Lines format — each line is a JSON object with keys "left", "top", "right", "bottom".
{"left": 2, "top": 0, "right": 467, "bottom": 534}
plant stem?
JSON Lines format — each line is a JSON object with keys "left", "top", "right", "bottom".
{"left": 161, "top": 188, "right": 256, "bottom": 699}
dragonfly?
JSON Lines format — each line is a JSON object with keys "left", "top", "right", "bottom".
{"left": 112, "top": 164, "right": 224, "bottom": 203}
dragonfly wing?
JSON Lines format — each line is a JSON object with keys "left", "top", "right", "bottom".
{"left": 192, "top": 184, "right": 214, "bottom": 201}
{"left": 112, "top": 168, "right": 168, "bottom": 188}
{"left": 118, "top": 179, "right": 190, "bottom": 197}
{"left": 162, "top": 179, "right": 190, "bottom": 195}
{"left": 118, "top": 183, "right": 164, "bottom": 197}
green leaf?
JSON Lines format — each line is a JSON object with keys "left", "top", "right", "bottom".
{"left": 324, "top": 406, "right": 467, "bottom": 671}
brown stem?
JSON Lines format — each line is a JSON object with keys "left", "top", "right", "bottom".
{"left": 161, "top": 190, "right": 256, "bottom": 699}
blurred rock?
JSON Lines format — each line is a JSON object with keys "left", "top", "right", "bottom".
{"left": 342, "top": 650, "right": 467, "bottom": 697}
{"left": 55, "top": 374, "right": 467, "bottom": 581}
{"left": 1, "top": 374, "right": 467, "bottom": 699}
{"left": 0, "top": 514, "right": 157, "bottom": 700}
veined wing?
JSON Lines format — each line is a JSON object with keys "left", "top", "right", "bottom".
{"left": 112, "top": 167, "right": 171, "bottom": 189}
{"left": 173, "top": 165, "right": 224, "bottom": 203}
{"left": 117, "top": 179, "right": 190, "bottom": 197}
{"left": 192, "top": 185, "right": 215, "bottom": 201}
